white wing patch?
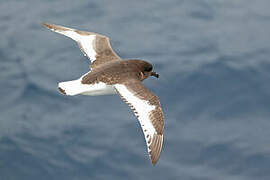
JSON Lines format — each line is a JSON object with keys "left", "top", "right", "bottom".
{"left": 77, "top": 35, "right": 97, "bottom": 61}
{"left": 114, "top": 84, "right": 157, "bottom": 152}
{"left": 48, "top": 27, "right": 97, "bottom": 62}
{"left": 58, "top": 73, "right": 116, "bottom": 96}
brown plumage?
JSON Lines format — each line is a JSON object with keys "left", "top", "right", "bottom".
{"left": 43, "top": 22, "right": 165, "bottom": 165}
{"left": 81, "top": 60, "right": 153, "bottom": 85}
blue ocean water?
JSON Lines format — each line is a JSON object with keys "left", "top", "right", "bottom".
{"left": 1, "top": 0, "right": 270, "bottom": 179}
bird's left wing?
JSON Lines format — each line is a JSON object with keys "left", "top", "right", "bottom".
{"left": 42, "top": 23, "right": 121, "bottom": 69}
{"left": 114, "top": 80, "right": 164, "bottom": 165}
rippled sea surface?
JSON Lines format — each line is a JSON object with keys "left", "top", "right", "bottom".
{"left": 1, "top": 0, "right": 270, "bottom": 179}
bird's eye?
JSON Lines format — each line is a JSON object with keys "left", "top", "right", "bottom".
{"left": 145, "top": 66, "right": 153, "bottom": 72}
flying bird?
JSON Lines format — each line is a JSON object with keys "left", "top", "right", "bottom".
{"left": 43, "top": 23, "right": 164, "bottom": 165}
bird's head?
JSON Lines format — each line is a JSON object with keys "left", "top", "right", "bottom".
{"left": 139, "top": 61, "right": 159, "bottom": 80}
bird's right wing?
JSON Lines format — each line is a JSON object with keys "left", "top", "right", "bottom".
{"left": 114, "top": 80, "right": 164, "bottom": 165}
{"left": 43, "top": 23, "right": 121, "bottom": 69}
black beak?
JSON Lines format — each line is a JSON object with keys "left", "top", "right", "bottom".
{"left": 151, "top": 71, "right": 159, "bottom": 78}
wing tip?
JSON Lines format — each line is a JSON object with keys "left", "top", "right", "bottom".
{"left": 42, "top": 22, "right": 53, "bottom": 29}
{"left": 42, "top": 22, "right": 72, "bottom": 32}
{"left": 149, "top": 134, "right": 163, "bottom": 166}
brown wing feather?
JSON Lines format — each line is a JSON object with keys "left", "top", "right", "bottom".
{"left": 91, "top": 35, "right": 120, "bottom": 69}
{"left": 114, "top": 80, "right": 164, "bottom": 165}
{"left": 123, "top": 81, "right": 164, "bottom": 134}
{"left": 42, "top": 22, "right": 121, "bottom": 69}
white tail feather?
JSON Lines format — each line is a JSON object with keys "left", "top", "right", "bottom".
{"left": 58, "top": 78, "right": 116, "bottom": 96}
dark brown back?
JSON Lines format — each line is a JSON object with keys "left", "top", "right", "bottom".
{"left": 81, "top": 60, "right": 150, "bottom": 85}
